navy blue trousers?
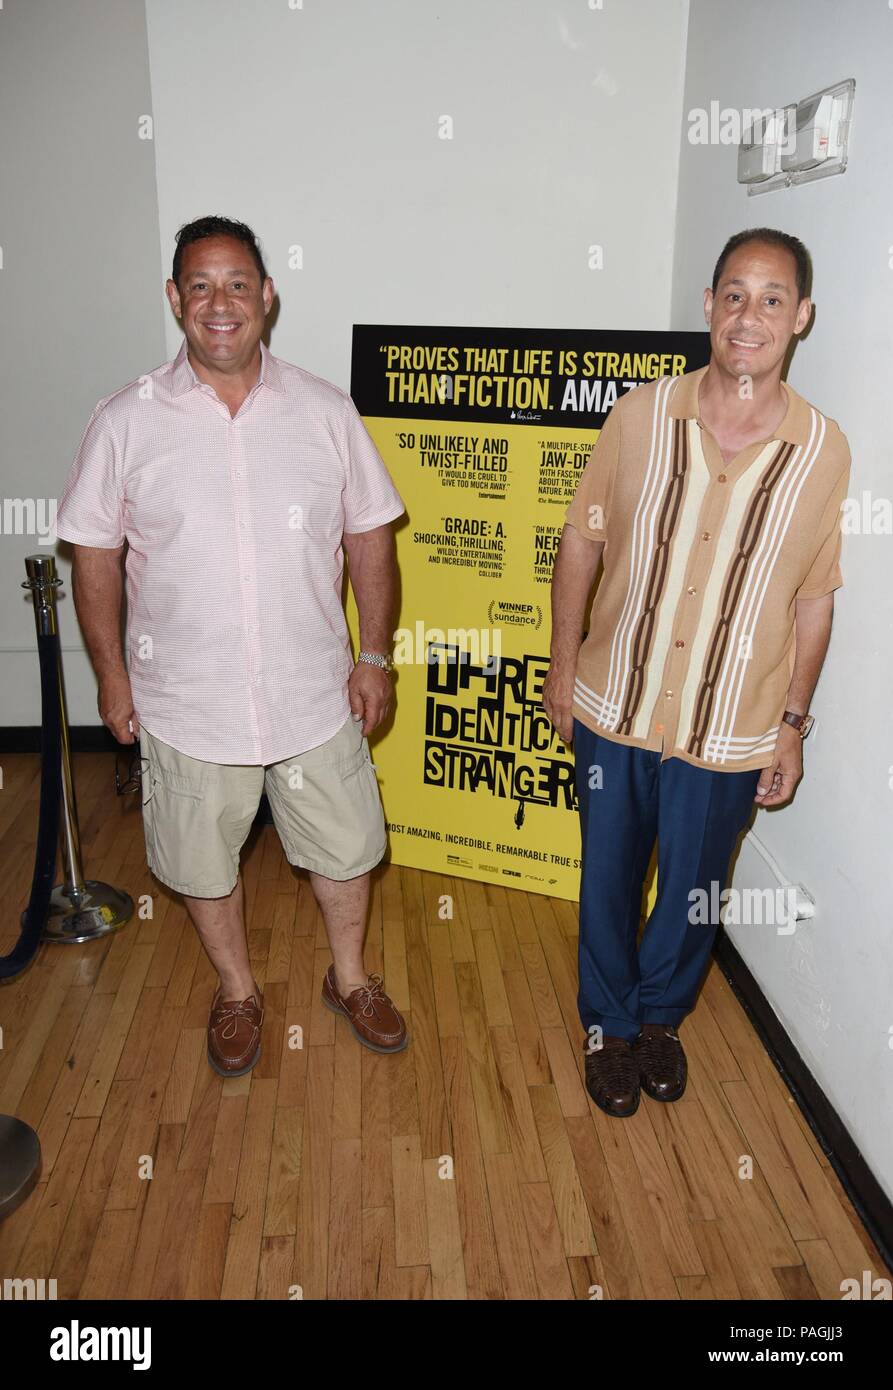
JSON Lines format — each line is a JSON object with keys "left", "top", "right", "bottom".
{"left": 574, "top": 719, "right": 760, "bottom": 1042}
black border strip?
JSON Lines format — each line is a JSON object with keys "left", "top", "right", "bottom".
{"left": 713, "top": 927, "right": 893, "bottom": 1276}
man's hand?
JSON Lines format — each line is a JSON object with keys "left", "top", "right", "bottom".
{"left": 98, "top": 671, "right": 139, "bottom": 744}
{"left": 348, "top": 661, "right": 392, "bottom": 736}
{"left": 754, "top": 724, "right": 803, "bottom": 807}
{"left": 542, "top": 660, "right": 575, "bottom": 745}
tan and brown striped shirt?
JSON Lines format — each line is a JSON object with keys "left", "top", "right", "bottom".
{"left": 564, "top": 365, "right": 851, "bottom": 771}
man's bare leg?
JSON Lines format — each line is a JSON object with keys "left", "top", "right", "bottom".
{"left": 309, "top": 870, "right": 370, "bottom": 996}
{"left": 183, "top": 874, "right": 258, "bottom": 1000}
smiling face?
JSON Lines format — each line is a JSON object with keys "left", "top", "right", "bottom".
{"left": 165, "top": 235, "right": 274, "bottom": 376}
{"left": 704, "top": 241, "right": 812, "bottom": 386}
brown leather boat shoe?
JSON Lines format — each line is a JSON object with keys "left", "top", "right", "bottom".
{"left": 584, "top": 1035, "right": 640, "bottom": 1117}
{"left": 321, "top": 966, "right": 408, "bottom": 1053}
{"left": 632, "top": 1024, "right": 687, "bottom": 1102}
{"left": 207, "top": 985, "right": 264, "bottom": 1077}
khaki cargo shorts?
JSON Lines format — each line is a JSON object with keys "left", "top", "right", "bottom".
{"left": 138, "top": 715, "right": 387, "bottom": 898}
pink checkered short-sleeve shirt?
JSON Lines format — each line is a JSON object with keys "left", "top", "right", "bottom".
{"left": 55, "top": 339, "right": 405, "bottom": 764}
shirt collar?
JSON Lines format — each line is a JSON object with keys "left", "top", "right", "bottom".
{"left": 668, "top": 363, "right": 812, "bottom": 446}
{"left": 169, "top": 336, "right": 284, "bottom": 397}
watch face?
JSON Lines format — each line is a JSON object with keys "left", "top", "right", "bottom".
{"left": 800, "top": 714, "right": 815, "bottom": 738}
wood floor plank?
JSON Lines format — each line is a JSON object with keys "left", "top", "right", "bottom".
{"left": 392, "top": 1133, "right": 429, "bottom": 1268}
{"left": 624, "top": 1103, "right": 706, "bottom": 1278}
{"left": 328, "top": 1136, "right": 363, "bottom": 1299}
{"left": 440, "top": 1034, "right": 503, "bottom": 1300}
{"left": 423, "top": 1154, "right": 467, "bottom": 1299}
{"left": 263, "top": 1104, "right": 303, "bottom": 1237}
{"left": 483, "top": 1150, "right": 539, "bottom": 1299}
{"left": 489, "top": 1024, "right": 549, "bottom": 1184}
{"left": 529, "top": 1085, "right": 596, "bottom": 1257}
{"left": 520, "top": 1179, "right": 575, "bottom": 1300}
{"left": 219, "top": 1077, "right": 278, "bottom": 1298}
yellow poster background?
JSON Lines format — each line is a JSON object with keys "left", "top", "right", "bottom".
{"left": 346, "top": 327, "right": 711, "bottom": 904}
{"left": 347, "top": 414, "right": 586, "bottom": 900}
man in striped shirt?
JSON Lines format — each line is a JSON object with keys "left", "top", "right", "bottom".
{"left": 544, "top": 229, "right": 851, "bottom": 1117}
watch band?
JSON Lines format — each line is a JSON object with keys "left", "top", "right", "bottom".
{"left": 358, "top": 650, "right": 393, "bottom": 672}
{"left": 782, "top": 710, "right": 814, "bottom": 738}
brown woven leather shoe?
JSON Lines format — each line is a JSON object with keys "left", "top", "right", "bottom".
{"left": 207, "top": 985, "right": 264, "bottom": 1077}
{"left": 321, "top": 966, "right": 408, "bottom": 1053}
{"left": 584, "top": 1035, "right": 640, "bottom": 1117}
{"left": 632, "top": 1024, "right": 687, "bottom": 1102}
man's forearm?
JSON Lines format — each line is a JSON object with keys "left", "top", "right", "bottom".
{"left": 343, "top": 524, "right": 397, "bottom": 653}
{"left": 70, "top": 545, "right": 128, "bottom": 681}
{"left": 786, "top": 591, "right": 834, "bottom": 713}
{"left": 550, "top": 524, "right": 604, "bottom": 667}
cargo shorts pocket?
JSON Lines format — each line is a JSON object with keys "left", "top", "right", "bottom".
{"left": 139, "top": 728, "right": 209, "bottom": 889}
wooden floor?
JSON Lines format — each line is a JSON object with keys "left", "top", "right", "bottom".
{"left": 0, "top": 748, "right": 887, "bottom": 1301}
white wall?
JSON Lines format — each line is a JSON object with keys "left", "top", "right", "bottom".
{"left": 673, "top": 0, "right": 893, "bottom": 1200}
{"left": 0, "top": 0, "right": 166, "bottom": 729}
{"left": 144, "top": 0, "right": 690, "bottom": 383}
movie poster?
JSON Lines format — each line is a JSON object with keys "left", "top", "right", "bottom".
{"left": 348, "top": 326, "right": 710, "bottom": 901}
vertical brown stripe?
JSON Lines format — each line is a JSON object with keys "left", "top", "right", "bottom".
{"left": 616, "top": 417, "right": 688, "bottom": 735}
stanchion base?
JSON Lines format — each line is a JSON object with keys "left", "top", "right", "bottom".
{"left": 0, "top": 1114, "right": 41, "bottom": 1218}
{"left": 20, "top": 882, "right": 134, "bottom": 944}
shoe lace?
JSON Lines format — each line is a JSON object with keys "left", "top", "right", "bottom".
{"left": 353, "top": 974, "right": 384, "bottom": 1017}
{"left": 214, "top": 998, "right": 258, "bottom": 1040}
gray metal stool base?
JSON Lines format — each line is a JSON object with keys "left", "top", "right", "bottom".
{"left": 21, "top": 882, "right": 134, "bottom": 944}
{"left": 0, "top": 1114, "right": 41, "bottom": 1219}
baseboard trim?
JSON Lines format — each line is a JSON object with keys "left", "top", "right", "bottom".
{"left": 0, "top": 725, "right": 123, "bottom": 754}
{"left": 713, "top": 928, "right": 893, "bottom": 1277}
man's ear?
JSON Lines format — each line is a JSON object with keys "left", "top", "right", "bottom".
{"left": 794, "top": 296, "right": 812, "bottom": 335}
{"left": 703, "top": 287, "right": 714, "bottom": 327}
{"left": 165, "top": 278, "right": 182, "bottom": 318}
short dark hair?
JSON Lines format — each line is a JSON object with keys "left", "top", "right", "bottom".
{"left": 711, "top": 228, "right": 811, "bottom": 302}
{"left": 172, "top": 215, "right": 268, "bottom": 287}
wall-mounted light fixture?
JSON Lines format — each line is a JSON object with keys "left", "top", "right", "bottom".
{"left": 737, "top": 78, "right": 854, "bottom": 195}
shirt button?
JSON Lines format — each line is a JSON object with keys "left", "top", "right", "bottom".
{"left": 718, "top": 473, "right": 727, "bottom": 483}
{"left": 702, "top": 531, "right": 711, "bottom": 541}
{"left": 655, "top": 722, "right": 664, "bottom": 734}
{"left": 674, "top": 640, "right": 685, "bottom": 648}
{"left": 687, "top": 586, "right": 697, "bottom": 595}
{"left": 665, "top": 690, "right": 674, "bottom": 699}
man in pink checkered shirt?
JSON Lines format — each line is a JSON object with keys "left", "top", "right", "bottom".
{"left": 55, "top": 216, "right": 409, "bottom": 1072}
